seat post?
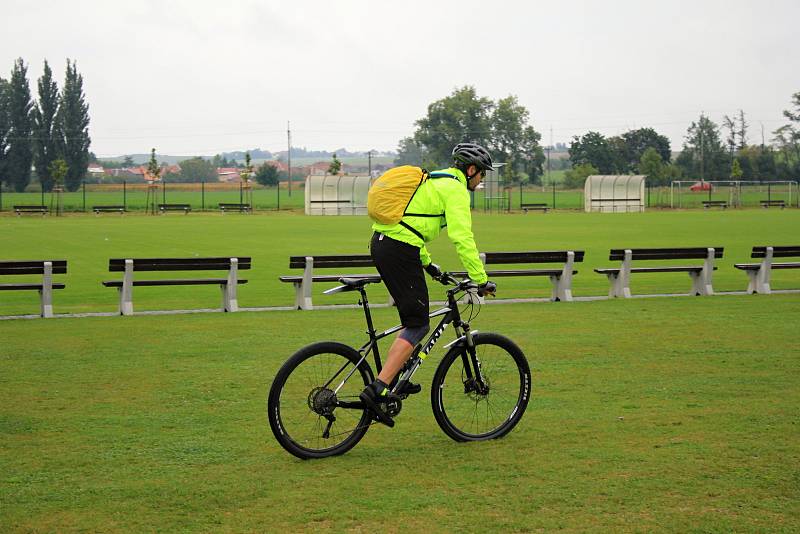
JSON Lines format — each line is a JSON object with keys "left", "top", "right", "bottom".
{"left": 359, "top": 287, "right": 378, "bottom": 339}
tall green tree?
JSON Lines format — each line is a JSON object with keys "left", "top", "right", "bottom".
{"left": 620, "top": 128, "right": 671, "bottom": 172}
{"left": 254, "top": 162, "right": 279, "bottom": 186}
{"left": 5, "top": 58, "right": 34, "bottom": 192}
{"left": 563, "top": 162, "right": 598, "bottom": 189}
{"left": 57, "top": 59, "right": 91, "bottom": 192}
{"left": 676, "top": 114, "right": 728, "bottom": 180}
{"left": 490, "top": 95, "right": 544, "bottom": 183}
{"left": 33, "top": 60, "right": 60, "bottom": 192}
{"left": 393, "top": 137, "right": 423, "bottom": 166}
{"left": 328, "top": 152, "right": 342, "bottom": 175}
{"left": 639, "top": 147, "right": 665, "bottom": 185}
{"left": 568, "top": 131, "right": 618, "bottom": 174}
{"left": 413, "top": 86, "right": 493, "bottom": 168}
{"left": 0, "top": 77, "right": 9, "bottom": 189}
{"left": 177, "top": 157, "right": 216, "bottom": 182}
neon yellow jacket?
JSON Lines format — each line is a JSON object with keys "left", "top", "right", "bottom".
{"left": 371, "top": 167, "right": 488, "bottom": 284}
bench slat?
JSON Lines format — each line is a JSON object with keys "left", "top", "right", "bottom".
{"left": 0, "top": 283, "right": 66, "bottom": 290}
{"left": 752, "top": 246, "right": 800, "bottom": 258}
{"left": 483, "top": 251, "right": 585, "bottom": 264}
{"left": 452, "top": 269, "right": 577, "bottom": 277}
{"left": 609, "top": 248, "right": 724, "bottom": 260}
{"left": 596, "top": 266, "right": 718, "bottom": 274}
{"left": 0, "top": 260, "right": 68, "bottom": 275}
{"left": 288, "top": 255, "right": 374, "bottom": 269}
{"left": 108, "top": 257, "right": 251, "bottom": 272}
{"left": 103, "top": 279, "right": 249, "bottom": 287}
{"left": 280, "top": 274, "right": 379, "bottom": 283}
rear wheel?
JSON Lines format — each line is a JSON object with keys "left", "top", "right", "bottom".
{"left": 268, "top": 342, "right": 373, "bottom": 459}
{"left": 431, "top": 332, "right": 531, "bottom": 442}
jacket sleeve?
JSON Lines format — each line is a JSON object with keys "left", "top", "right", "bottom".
{"left": 419, "top": 244, "right": 431, "bottom": 267}
{"left": 440, "top": 182, "right": 488, "bottom": 284}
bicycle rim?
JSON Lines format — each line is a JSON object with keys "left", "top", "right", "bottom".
{"left": 432, "top": 333, "right": 530, "bottom": 441}
{"left": 269, "top": 342, "right": 372, "bottom": 459}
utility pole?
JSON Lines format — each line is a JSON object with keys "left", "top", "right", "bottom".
{"left": 287, "top": 121, "right": 292, "bottom": 197}
{"left": 368, "top": 150, "right": 373, "bottom": 177}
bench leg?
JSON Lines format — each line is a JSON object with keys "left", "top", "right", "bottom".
{"left": 549, "top": 275, "right": 573, "bottom": 302}
{"left": 689, "top": 272, "right": 706, "bottom": 296}
{"left": 293, "top": 282, "right": 312, "bottom": 310}
{"left": 755, "top": 266, "right": 771, "bottom": 294}
{"left": 119, "top": 260, "right": 134, "bottom": 315}
{"left": 39, "top": 261, "right": 54, "bottom": 318}
{"left": 221, "top": 284, "right": 239, "bottom": 312}
{"left": 744, "top": 270, "right": 758, "bottom": 294}
{"left": 607, "top": 273, "right": 630, "bottom": 298}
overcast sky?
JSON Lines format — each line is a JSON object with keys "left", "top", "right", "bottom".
{"left": 2, "top": 0, "right": 798, "bottom": 157}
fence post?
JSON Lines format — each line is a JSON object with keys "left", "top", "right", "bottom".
{"left": 0, "top": 183, "right": 3, "bottom": 211}
{"left": 277, "top": 183, "right": 280, "bottom": 211}
{"left": 82, "top": 181, "right": 86, "bottom": 212}
{"left": 123, "top": 180, "right": 127, "bottom": 210}
{"left": 41, "top": 187, "right": 45, "bottom": 206}
{"left": 768, "top": 182, "right": 771, "bottom": 202}
{"left": 552, "top": 182, "right": 556, "bottom": 209}
{"left": 240, "top": 182, "right": 243, "bottom": 204}
{"left": 162, "top": 180, "right": 166, "bottom": 204}
{"left": 201, "top": 181, "right": 205, "bottom": 211}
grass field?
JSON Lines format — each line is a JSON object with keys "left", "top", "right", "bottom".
{"left": 1, "top": 209, "right": 799, "bottom": 316}
{"left": 2, "top": 210, "right": 799, "bottom": 532}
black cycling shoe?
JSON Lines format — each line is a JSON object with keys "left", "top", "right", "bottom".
{"left": 397, "top": 381, "right": 422, "bottom": 395}
{"left": 359, "top": 386, "right": 395, "bottom": 428}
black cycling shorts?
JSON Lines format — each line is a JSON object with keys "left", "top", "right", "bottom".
{"left": 370, "top": 232, "right": 429, "bottom": 328}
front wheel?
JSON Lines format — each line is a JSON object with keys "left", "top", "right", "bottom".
{"left": 431, "top": 332, "right": 531, "bottom": 442}
{"left": 268, "top": 342, "right": 374, "bottom": 459}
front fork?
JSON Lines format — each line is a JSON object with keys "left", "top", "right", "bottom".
{"left": 457, "top": 324, "right": 489, "bottom": 395}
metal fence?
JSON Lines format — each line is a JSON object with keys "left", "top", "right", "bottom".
{"left": 1, "top": 179, "right": 797, "bottom": 213}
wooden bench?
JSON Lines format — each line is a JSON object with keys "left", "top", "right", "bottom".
{"left": 279, "top": 255, "right": 381, "bottom": 310}
{"left": 595, "top": 247, "right": 723, "bottom": 298}
{"left": 14, "top": 205, "right": 49, "bottom": 216}
{"left": 93, "top": 205, "right": 126, "bottom": 215}
{"left": 0, "top": 260, "right": 66, "bottom": 317}
{"left": 452, "top": 250, "right": 584, "bottom": 302}
{"left": 102, "top": 257, "right": 250, "bottom": 315}
{"left": 219, "top": 203, "right": 251, "bottom": 213}
{"left": 702, "top": 200, "right": 728, "bottom": 210}
{"left": 520, "top": 203, "right": 549, "bottom": 213}
{"left": 159, "top": 203, "right": 191, "bottom": 214}
{"left": 759, "top": 200, "right": 786, "bottom": 209}
{"left": 734, "top": 246, "right": 800, "bottom": 294}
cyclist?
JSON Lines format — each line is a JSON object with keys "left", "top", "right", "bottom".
{"left": 361, "top": 142, "right": 497, "bottom": 426}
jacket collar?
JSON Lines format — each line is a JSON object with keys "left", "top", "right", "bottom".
{"left": 432, "top": 167, "right": 467, "bottom": 187}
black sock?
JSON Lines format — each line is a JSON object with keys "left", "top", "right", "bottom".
{"left": 371, "top": 379, "right": 389, "bottom": 396}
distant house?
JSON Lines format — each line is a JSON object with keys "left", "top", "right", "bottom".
{"left": 264, "top": 160, "right": 289, "bottom": 173}
{"left": 217, "top": 167, "right": 241, "bottom": 183}
{"left": 307, "top": 161, "right": 348, "bottom": 175}
{"left": 87, "top": 164, "right": 106, "bottom": 176}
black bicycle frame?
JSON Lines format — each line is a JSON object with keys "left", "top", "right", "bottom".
{"left": 329, "top": 282, "right": 486, "bottom": 402}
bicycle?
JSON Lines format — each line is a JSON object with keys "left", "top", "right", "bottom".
{"left": 267, "top": 272, "right": 531, "bottom": 459}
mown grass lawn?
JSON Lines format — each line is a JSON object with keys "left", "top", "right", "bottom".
{"left": 1, "top": 209, "right": 799, "bottom": 316}
{"left": 1, "top": 293, "right": 799, "bottom": 532}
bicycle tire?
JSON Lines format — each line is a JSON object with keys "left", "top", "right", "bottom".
{"left": 268, "top": 341, "right": 374, "bottom": 459}
{"left": 431, "top": 332, "right": 531, "bottom": 442}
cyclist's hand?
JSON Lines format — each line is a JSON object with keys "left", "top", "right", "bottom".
{"left": 424, "top": 262, "right": 443, "bottom": 279}
{"left": 478, "top": 280, "right": 497, "bottom": 297}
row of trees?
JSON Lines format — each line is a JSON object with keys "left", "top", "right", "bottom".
{"left": 395, "top": 86, "right": 545, "bottom": 183}
{"left": 0, "top": 58, "right": 91, "bottom": 192}
{"left": 396, "top": 87, "right": 800, "bottom": 189}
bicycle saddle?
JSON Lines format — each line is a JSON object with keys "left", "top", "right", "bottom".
{"left": 323, "top": 275, "right": 382, "bottom": 294}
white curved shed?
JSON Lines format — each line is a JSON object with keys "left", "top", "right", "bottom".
{"left": 305, "top": 174, "right": 374, "bottom": 215}
{"left": 584, "top": 175, "right": 646, "bottom": 213}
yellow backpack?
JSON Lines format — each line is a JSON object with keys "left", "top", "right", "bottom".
{"left": 367, "top": 165, "right": 429, "bottom": 225}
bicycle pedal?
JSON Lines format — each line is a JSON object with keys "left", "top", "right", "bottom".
{"left": 396, "top": 381, "right": 422, "bottom": 395}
